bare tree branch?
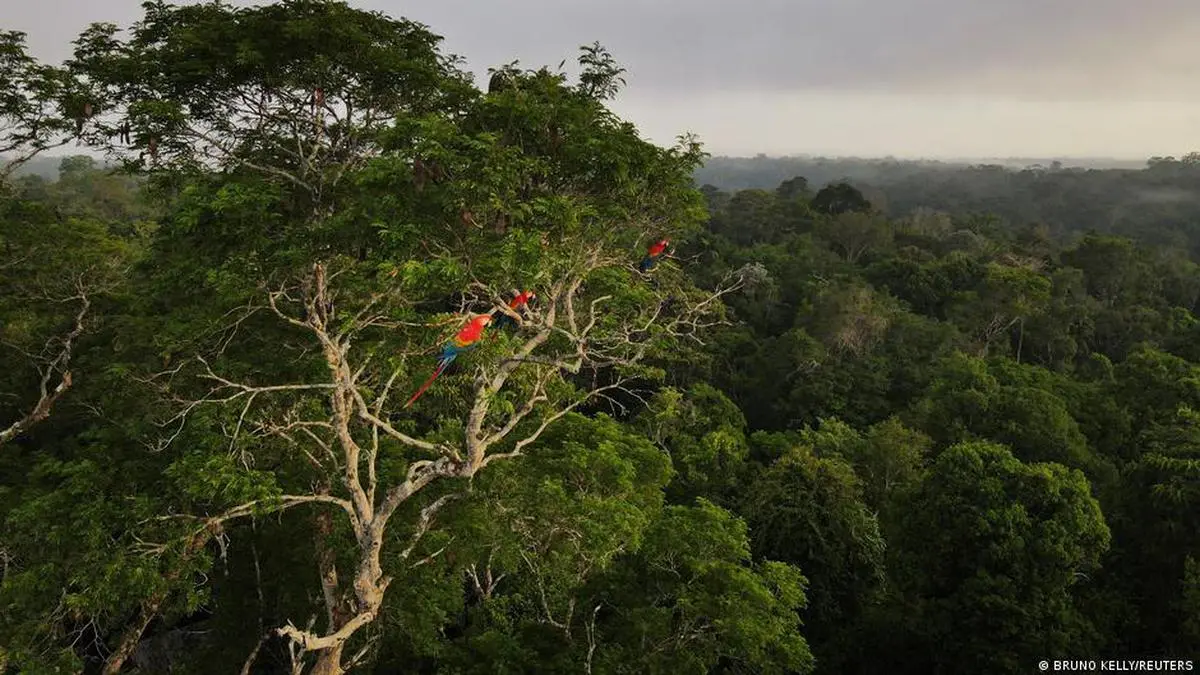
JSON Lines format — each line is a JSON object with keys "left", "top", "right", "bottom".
{"left": 133, "top": 250, "right": 744, "bottom": 671}
{"left": 0, "top": 291, "right": 89, "bottom": 447}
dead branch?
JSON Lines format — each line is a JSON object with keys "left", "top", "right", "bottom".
{"left": 0, "top": 291, "right": 89, "bottom": 447}
{"left": 132, "top": 249, "right": 742, "bottom": 671}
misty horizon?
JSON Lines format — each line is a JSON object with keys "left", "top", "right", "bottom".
{"left": 6, "top": 0, "right": 1200, "bottom": 158}
{"left": 7, "top": 150, "right": 1166, "bottom": 167}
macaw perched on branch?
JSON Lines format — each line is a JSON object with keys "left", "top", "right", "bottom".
{"left": 639, "top": 239, "right": 670, "bottom": 272}
{"left": 404, "top": 314, "right": 492, "bottom": 408}
{"left": 492, "top": 289, "right": 536, "bottom": 330}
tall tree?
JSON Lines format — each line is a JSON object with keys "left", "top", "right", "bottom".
{"left": 0, "top": 32, "right": 107, "bottom": 448}
{"left": 892, "top": 442, "right": 1110, "bottom": 673}
{"left": 56, "top": 2, "right": 749, "bottom": 672}
{"left": 0, "top": 30, "right": 84, "bottom": 180}
{"left": 810, "top": 182, "right": 872, "bottom": 216}
{"left": 740, "top": 429, "right": 886, "bottom": 670}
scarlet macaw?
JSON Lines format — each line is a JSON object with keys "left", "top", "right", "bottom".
{"left": 492, "top": 289, "right": 536, "bottom": 330}
{"left": 404, "top": 314, "right": 492, "bottom": 408}
{"left": 639, "top": 239, "right": 670, "bottom": 272}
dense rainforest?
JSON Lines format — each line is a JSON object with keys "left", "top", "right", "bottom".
{"left": 2, "top": 2, "right": 1198, "bottom": 674}
{"left": 696, "top": 154, "right": 1200, "bottom": 258}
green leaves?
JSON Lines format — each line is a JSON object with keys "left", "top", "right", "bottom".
{"left": 593, "top": 501, "right": 814, "bottom": 675}
{"left": 163, "top": 447, "right": 281, "bottom": 509}
{"left": 891, "top": 441, "right": 1110, "bottom": 672}
{"left": 740, "top": 437, "right": 885, "bottom": 661}
{"left": 0, "top": 31, "right": 81, "bottom": 177}
{"left": 1181, "top": 557, "right": 1200, "bottom": 646}
{"left": 18, "top": 1, "right": 1200, "bottom": 671}
{"left": 635, "top": 384, "right": 749, "bottom": 506}
{"left": 576, "top": 43, "right": 626, "bottom": 101}
{"left": 810, "top": 182, "right": 873, "bottom": 216}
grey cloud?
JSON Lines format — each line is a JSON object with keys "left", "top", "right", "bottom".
{"left": 6, "top": 0, "right": 1200, "bottom": 101}
{"left": 384, "top": 0, "right": 1200, "bottom": 100}
{"left": 5, "top": 0, "right": 1200, "bottom": 159}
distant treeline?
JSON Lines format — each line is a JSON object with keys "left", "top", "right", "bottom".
{"left": 694, "top": 155, "right": 1154, "bottom": 192}
{"left": 696, "top": 153, "right": 1200, "bottom": 258}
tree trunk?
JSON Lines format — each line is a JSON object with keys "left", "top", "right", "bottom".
{"left": 102, "top": 525, "right": 216, "bottom": 673}
{"left": 309, "top": 500, "right": 350, "bottom": 674}
{"left": 314, "top": 508, "right": 345, "bottom": 631}
{"left": 1016, "top": 317, "right": 1025, "bottom": 364}
{"left": 103, "top": 601, "right": 160, "bottom": 675}
{"left": 309, "top": 643, "right": 346, "bottom": 675}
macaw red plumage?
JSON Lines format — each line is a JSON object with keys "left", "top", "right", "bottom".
{"left": 639, "top": 239, "right": 670, "bottom": 272}
{"left": 493, "top": 289, "right": 536, "bottom": 330}
{"left": 509, "top": 289, "right": 536, "bottom": 309}
{"left": 404, "top": 314, "right": 492, "bottom": 408}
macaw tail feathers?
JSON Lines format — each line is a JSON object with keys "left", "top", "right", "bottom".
{"left": 403, "top": 355, "right": 454, "bottom": 409}
{"left": 639, "top": 256, "right": 657, "bottom": 272}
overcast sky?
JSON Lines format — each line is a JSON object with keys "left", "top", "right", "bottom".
{"left": 5, "top": 0, "right": 1200, "bottom": 158}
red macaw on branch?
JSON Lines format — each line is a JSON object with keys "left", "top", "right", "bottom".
{"left": 404, "top": 314, "right": 492, "bottom": 408}
{"left": 639, "top": 238, "right": 670, "bottom": 272}
{"left": 492, "top": 289, "right": 536, "bottom": 330}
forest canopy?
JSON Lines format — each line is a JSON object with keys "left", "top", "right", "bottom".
{"left": 2, "top": 2, "right": 1198, "bottom": 674}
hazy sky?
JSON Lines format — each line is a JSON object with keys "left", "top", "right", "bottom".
{"left": 5, "top": 0, "right": 1200, "bottom": 158}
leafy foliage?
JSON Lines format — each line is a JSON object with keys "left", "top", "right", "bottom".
{"left": 4, "top": 3, "right": 1200, "bottom": 674}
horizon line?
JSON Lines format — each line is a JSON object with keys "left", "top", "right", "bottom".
{"left": 7, "top": 150, "right": 1176, "bottom": 165}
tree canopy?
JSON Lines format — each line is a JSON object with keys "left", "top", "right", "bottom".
{"left": 3, "top": 2, "right": 1199, "bottom": 674}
